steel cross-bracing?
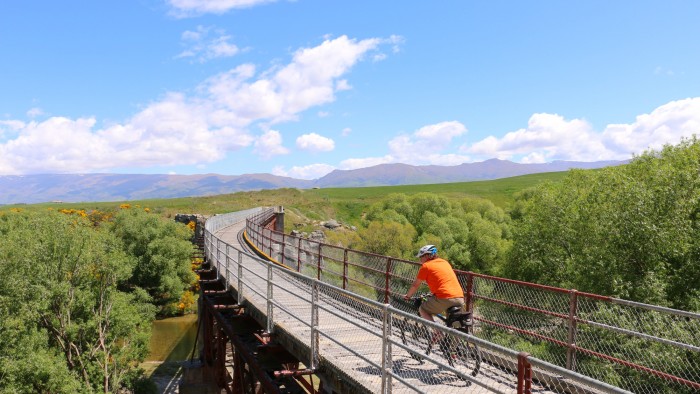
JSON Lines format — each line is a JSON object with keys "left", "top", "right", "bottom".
{"left": 200, "top": 208, "right": 644, "bottom": 393}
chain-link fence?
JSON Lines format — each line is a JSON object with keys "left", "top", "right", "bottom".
{"left": 208, "top": 212, "right": 630, "bottom": 393}
{"left": 242, "top": 207, "right": 700, "bottom": 393}
{"left": 467, "top": 273, "right": 700, "bottom": 394}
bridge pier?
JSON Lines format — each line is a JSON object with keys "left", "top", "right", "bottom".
{"left": 191, "top": 264, "right": 326, "bottom": 394}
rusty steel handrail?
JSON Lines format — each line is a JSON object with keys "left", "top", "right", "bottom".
{"left": 245, "top": 207, "right": 700, "bottom": 393}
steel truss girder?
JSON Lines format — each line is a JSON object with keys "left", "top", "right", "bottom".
{"left": 199, "top": 267, "right": 317, "bottom": 394}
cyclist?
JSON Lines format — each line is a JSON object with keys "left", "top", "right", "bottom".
{"left": 403, "top": 244, "right": 465, "bottom": 323}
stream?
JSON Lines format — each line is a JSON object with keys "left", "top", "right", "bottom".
{"left": 147, "top": 314, "right": 199, "bottom": 362}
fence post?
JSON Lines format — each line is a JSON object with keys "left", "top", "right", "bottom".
{"left": 385, "top": 258, "right": 392, "bottom": 303}
{"left": 381, "top": 304, "right": 393, "bottom": 393}
{"left": 343, "top": 249, "right": 349, "bottom": 290}
{"left": 204, "top": 232, "right": 209, "bottom": 262}
{"left": 264, "top": 229, "right": 268, "bottom": 256}
{"left": 268, "top": 229, "right": 272, "bottom": 257}
{"left": 281, "top": 233, "right": 286, "bottom": 266}
{"left": 237, "top": 251, "right": 244, "bottom": 305}
{"left": 216, "top": 239, "right": 221, "bottom": 280}
{"left": 266, "top": 261, "right": 274, "bottom": 333}
{"left": 466, "top": 272, "right": 474, "bottom": 314}
{"left": 224, "top": 244, "right": 229, "bottom": 286}
{"left": 209, "top": 232, "right": 213, "bottom": 262}
{"left": 297, "top": 237, "right": 302, "bottom": 272}
{"left": 317, "top": 243, "right": 322, "bottom": 281}
{"left": 310, "top": 279, "right": 319, "bottom": 370}
{"left": 252, "top": 222, "right": 256, "bottom": 246}
{"left": 517, "top": 352, "right": 532, "bottom": 394}
{"left": 566, "top": 289, "right": 579, "bottom": 371}
{"left": 251, "top": 221, "right": 256, "bottom": 245}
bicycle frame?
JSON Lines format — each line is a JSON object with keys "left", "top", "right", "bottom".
{"left": 401, "top": 294, "right": 481, "bottom": 377}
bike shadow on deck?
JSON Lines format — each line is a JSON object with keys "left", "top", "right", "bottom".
{"left": 354, "top": 357, "right": 474, "bottom": 389}
{"left": 354, "top": 356, "right": 525, "bottom": 392}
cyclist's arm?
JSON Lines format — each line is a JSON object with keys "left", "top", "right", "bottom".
{"left": 403, "top": 278, "right": 424, "bottom": 300}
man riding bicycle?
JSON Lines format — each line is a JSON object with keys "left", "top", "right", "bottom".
{"left": 403, "top": 245, "right": 465, "bottom": 322}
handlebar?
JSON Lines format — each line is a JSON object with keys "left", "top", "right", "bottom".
{"left": 404, "top": 293, "right": 433, "bottom": 308}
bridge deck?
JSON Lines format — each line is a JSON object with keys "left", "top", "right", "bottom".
{"left": 213, "top": 221, "right": 563, "bottom": 393}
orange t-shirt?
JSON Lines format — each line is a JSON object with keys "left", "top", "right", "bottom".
{"left": 417, "top": 257, "right": 464, "bottom": 299}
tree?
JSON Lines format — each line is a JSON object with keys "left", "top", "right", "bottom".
{"left": 507, "top": 136, "right": 700, "bottom": 309}
{"left": 365, "top": 193, "right": 413, "bottom": 223}
{"left": 354, "top": 220, "right": 417, "bottom": 260}
{"left": 357, "top": 192, "right": 512, "bottom": 274}
{"left": 407, "top": 193, "right": 452, "bottom": 233}
{"left": 110, "top": 208, "right": 195, "bottom": 311}
{"left": 0, "top": 210, "right": 155, "bottom": 392}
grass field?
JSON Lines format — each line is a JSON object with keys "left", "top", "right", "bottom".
{"left": 5, "top": 171, "right": 567, "bottom": 226}
{"left": 305, "top": 171, "right": 567, "bottom": 205}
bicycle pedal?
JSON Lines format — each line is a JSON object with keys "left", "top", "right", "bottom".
{"left": 410, "top": 353, "right": 424, "bottom": 363}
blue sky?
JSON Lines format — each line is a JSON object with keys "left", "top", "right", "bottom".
{"left": 1, "top": 1, "right": 699, "bottom": 179}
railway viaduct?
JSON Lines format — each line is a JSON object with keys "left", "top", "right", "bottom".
{"left": 186, "top": 207, "right": 699, "bottom": 393}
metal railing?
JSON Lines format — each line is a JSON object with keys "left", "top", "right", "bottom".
{"left": 204, "top": 208, "right": 632, "bottom": 393}
{"left": 245, "top": 207, "right": 700, "bottom": 393}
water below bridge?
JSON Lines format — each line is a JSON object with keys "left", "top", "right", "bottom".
{"left": 147, "top": 314, "right": 199, "bottom": 362}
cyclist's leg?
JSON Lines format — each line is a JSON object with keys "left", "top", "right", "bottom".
{"left": 418, "top": 306, "right": 435, "bottom": 321}
{"left": 420, "top": 296, "right": 455, "bottom": 345}
{"left": 419, "top": 296, "right": 451, "bottom": 320}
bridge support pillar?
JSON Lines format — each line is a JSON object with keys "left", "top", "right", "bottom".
{"left": 274, "top": 206, "right": 284, "bottom": 233}
{"left": 195, "top": 260, "right": 320, "bottom": 394}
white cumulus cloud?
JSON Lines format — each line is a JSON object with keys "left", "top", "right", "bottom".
{"left": 168, "top": 0, "right": 276, "bottom": 17}
{"left": 0, "top": 35, "right": 388, "bottom": 174}
{"left": 177, "top": 26, "right": 240, "bottom": 62}
{"left": 296, "top": 133, "right": 335, "bottom": 152}
{"left": 601, "top": 97, "right": 700, "bottom": 157}
{"left": 339, "top": 121, "right": 471, "bottom": 169}
{"left": 386, "top": 121, "right": 470, "bottom": 163}
{"left": 26, "top": 107, "right": 44, "bottom": 118}
{"left": 464, "top": 113, "right": 608, "bottom": 162}
{"left": 462, "top": 98, "right": 700, "bottom": 163}
{"left": 254, "top": 130, "right": 289, "bottom": 159}
{"left": 342, "top": 99, "right": 700, "bottom": 170}
{"left": 273, "top": 163, "right": 336, "bottom": 179}
{"left": 382, "top": 121, "right": 469, "bottom": 165}
{"left": 340, "top": 155, "right": 394, "bottom": 170}
{"left": 202, "top": 35, "right": 384, "bottom": 125}
{"left": 413, "top": 121, "right": 467, "bottom": 148}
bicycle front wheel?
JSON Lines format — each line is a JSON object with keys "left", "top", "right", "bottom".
{"left": 452, "top": 336, "right": 481, "bottom": 377}
{"left": 399, "top": 319, "right": 431, "bottom": 363}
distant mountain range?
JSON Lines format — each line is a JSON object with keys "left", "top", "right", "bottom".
{"left": 0, "top": 159, "right": 625, "bottom": 204}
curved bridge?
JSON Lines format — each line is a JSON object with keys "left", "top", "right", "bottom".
{"left": 196, "top": 208, "right": 699, "bottom": 393}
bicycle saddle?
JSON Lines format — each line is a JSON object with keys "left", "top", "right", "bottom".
{"left": 445, "top": 308, "right": 472, "bottom": 330}
{"left": 446, "top": 306, "right": 465, "bottom": 316}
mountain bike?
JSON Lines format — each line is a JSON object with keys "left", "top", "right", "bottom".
{"left": 399, "top": 294, "right": 481, "bottom": 378}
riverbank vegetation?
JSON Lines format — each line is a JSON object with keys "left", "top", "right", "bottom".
{"left": 506, "top": 137, "right": 700, "bottom": 310}
{"left": 0, "top": 206, "right": 194, "bottom": 393}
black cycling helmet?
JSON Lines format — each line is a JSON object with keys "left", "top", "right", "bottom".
{"left": 415, "top": 244, "right": 438, "bottom": 258}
